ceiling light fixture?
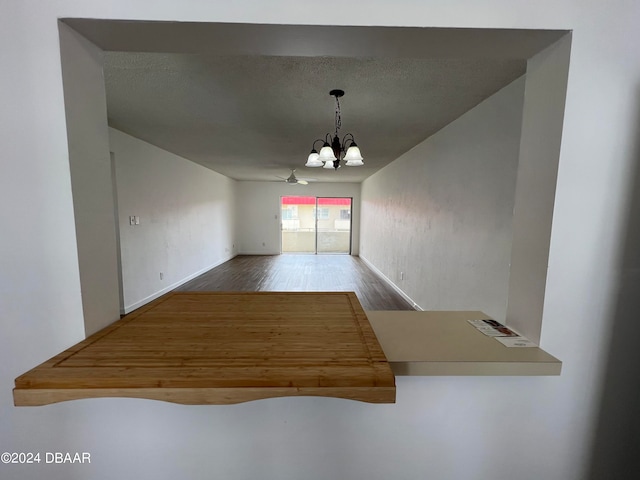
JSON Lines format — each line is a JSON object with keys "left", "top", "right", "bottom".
{"left": 305, "top": 89, "right": 364, "bottom": 170}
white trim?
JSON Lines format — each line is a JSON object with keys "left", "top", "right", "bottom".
{"left": 122, "top": 255, "right": 236, "bottom": 314}
{"left": 238, "top": 251, "right": 280, "bottom": 255}
{"left": 358, "top": 255, "right": 422, "bottom": 310}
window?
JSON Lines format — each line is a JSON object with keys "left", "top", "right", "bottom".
{"left": 281, "top": 196, "right": 352, "bottom": 254}
{"left": 314, "top": 207, "right": 330, "bottom": 220}
{"left": 282, "top": 206, "right": 298, "bottom": 220}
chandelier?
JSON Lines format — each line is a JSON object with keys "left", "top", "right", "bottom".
{"left": 305, "top": 89, "right": 364, "bottom": 170}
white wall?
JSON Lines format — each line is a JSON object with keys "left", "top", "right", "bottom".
{"left": 2, "top": 2, "right": 640, "bottom": 480}
{"left": 110, "top": 128, "right": 236, "bottom": 312}
{"left": 361, "top": 76, "right": 525, "bottom": 321}
{"left": 506, "top": 36, "right": 571, "bottom": 342}
{"left": 236, "top": 181, "right": 361, "bottom": 255}
{"left": 59, "top": 23, "right": 121, "bottom": 335}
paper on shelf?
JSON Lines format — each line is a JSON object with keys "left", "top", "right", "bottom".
{"left": 467, "top": 318, "right": 537, "bottom": 347}
{"left": 494, "top": 336, "right": 537, "bottom": 348}
{"left": 467, "top": 319, "right": 519, "bottom": 337}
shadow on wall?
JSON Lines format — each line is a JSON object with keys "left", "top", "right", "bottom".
{"left": 587, "top": 87, "right": 640, "bottom": 479}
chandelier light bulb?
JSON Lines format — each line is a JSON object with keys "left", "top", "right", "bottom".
{"left": 344, "top": 144, "right": 363, "bottom": 166}
{"left": 319, "top": 143, "right": 337, "bottom": 162}
{"left": 305, "top": 150, "right": 323, "bottom": 167}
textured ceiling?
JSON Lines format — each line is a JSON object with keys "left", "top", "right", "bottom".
{"left": 64, "top": 20, "right": 567, "bottom": 183}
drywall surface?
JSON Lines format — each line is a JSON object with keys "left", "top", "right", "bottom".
{"left": 236, "top": 181, "right": 361, "bottom": 255}
{"left": 505, "top": 36, "right": 571, "bottom": 343}
{"left": 59, "top": 23, "right": 121, "bottom": 335}
{"left": 110, "top": 128, "right": 236, "bottom": 312}
{"left": 2, "top": 2, "right": 640, "bottom": 480}
{"left": 361, "top": 76, "right": 525, "bottom": 321}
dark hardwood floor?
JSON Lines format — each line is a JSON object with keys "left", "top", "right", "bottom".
{"left": 176, "top": 255, "right": 415, "bottom": 311}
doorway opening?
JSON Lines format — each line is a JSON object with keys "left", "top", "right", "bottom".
{"left": 280, "top": 196, "right": 352, "bottom": 254}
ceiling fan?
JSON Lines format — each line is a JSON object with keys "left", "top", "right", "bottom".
{"left": 278, "top": 169, "right": 310, "bottom": 185}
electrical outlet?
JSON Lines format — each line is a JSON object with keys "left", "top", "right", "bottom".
{"left": 400, "top": 272, "right": 404, "bottom": 280}
{"left": 159, "top": 272, "right": 164, "bottom": 280}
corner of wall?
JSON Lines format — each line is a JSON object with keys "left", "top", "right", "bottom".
{"left": 59, "top": 22, "right": 122, "bottom": 336}
{"left": 506, "top": 34, "right": 572, "bottom": 343}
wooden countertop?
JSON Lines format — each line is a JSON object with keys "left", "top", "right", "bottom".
{"left": 366, "top": 310, "right": 561, "bottom": 376}
{"left": 13, "top": 298, "right": 561, "bottom": 407}
{"left": 14, "top": 292, "right": 395, "bottom": 406}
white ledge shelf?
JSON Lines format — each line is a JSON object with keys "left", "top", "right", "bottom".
{"left": 366, "top": 311, "right": 561, "bottom": 376}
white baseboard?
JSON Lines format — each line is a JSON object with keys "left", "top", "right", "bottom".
{"left": 122, "top": 255, "right": 236, "bottom": 314}
{"left": 237, "top": 251, "right": 280, "bottom": 255}
{"left": 358, "top": 255, "right": 422, "bottom": 310}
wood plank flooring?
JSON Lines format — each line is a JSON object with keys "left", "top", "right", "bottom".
{"left": 176, "top": 255, "right": 415, "bottom": 311}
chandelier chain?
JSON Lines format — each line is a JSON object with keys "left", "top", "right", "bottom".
{"left": 334, "top": 96, "right": 342, "bottom": 137}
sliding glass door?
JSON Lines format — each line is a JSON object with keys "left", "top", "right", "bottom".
{"left": 281, "top": 196, "right": 316, "bottom": 253}
{"left": 280, "top": 196, "right": 352, "bottom": 254}
{"left": 316, "top": 197, "right": 352, "bottom": 254}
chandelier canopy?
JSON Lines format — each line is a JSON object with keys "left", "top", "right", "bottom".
{"left": 305, "top": 89, "right": 364, "bottom": 170}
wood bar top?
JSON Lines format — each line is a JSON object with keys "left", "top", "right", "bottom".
{"left": 367, "top": 310, "right": 561, "bottom": 376}
{"left": 14, "top": 292, "right": 396, "bottom": 406}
